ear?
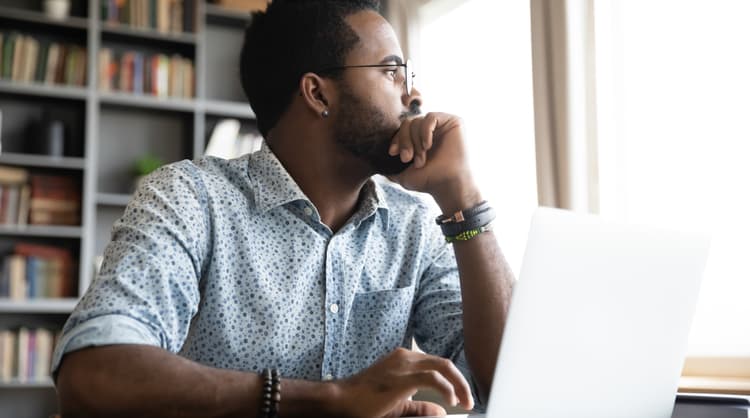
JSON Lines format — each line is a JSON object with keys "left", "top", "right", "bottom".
{"left": 299, "top": 73, "right": 334, "bottom": 117}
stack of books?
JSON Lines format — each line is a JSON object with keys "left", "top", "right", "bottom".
{"left": 0, "top": 243, "right": 76, "bottom": 300}
{"left": 0, "top": 167, "right": 81, "bottom": 227}
{"left": 98, "top": 49, "right": 194, "bottom": 98}
{"left": 0, "top": 166, "right": 31, "bottom": 226}
{"left": 29, "top": 174, "right": 81, "bottom": 226}
{"left": 0, "top": 32, "right": 87, "bottom": 87}
{"left": 101, "top": 0, "right": 196, "bottom": 33}
{"left": 0, "top": 327, "right": 60, "bottom": 383}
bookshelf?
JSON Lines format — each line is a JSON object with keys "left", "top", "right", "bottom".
{"left": 0, "top": 1, "right": 258, "bottom": 417}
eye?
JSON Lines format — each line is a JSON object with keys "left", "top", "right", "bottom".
{"left": 385, "top": 68, "right": 398, "bottom": 78}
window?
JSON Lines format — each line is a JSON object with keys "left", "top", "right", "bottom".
{"left": 414, "top": 0, "right": 538, "bottom": 275}
{"left": 594, "top": 0, "right": 750, "bottom": 361}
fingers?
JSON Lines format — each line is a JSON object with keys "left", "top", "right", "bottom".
{"left": 400, "top": 400, "right": 447, "bottom": 417}
{"left": 386, "top": 348, "right": 474, "bottom": 411}
{"left": 413, "top": 357, "right": 474, "bottom": 410}
{"left": 389, "top": 114, "right": 438, "bottom": 169}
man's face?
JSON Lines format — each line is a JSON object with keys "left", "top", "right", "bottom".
{"left": 331, "top": 11, "right": 421, "bottom": 175}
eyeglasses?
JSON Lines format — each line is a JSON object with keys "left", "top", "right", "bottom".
{"left": 317, "top": 59, "right": 415, "bottom": 95}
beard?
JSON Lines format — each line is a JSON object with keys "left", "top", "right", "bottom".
{"left": 333, "top": 85, "right": 421, "bottom": 175}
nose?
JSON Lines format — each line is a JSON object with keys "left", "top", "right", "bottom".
{"left": 403, "top": 86, "right": 422, "bottom": 112}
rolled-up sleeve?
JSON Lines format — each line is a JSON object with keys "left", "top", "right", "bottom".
{"left": 51, "top": 162, "right": 210, "bottom": 376}
{"left": 412, "top": 226, "right": 486, "bottom": 412}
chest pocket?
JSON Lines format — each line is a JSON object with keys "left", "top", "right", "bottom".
{"left": 340, "top": 286, "right": 415, "bottom": 376}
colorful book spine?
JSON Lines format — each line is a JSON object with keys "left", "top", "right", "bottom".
{"left": 0, "top": 32, "right": 86, "bottom": 86}
{"left": 0, "top": 328, "right": 58, "bottom": 382}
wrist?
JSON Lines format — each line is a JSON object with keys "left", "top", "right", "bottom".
{"left": 276, "top": 379, "right": 341, "bottom": 417}
{"left": 431, "top": 178, "right": 483, "bottom": 215}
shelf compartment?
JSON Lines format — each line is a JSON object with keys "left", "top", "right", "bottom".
{"left": 99, "top": 91, "right": 196, "bottom": 112}
{"left": 203, "top": 99, "right": 255, "bottom": 119}
{"left": 101, "top": 22, "right": 197, "bottom": 46}
{"left": 97, "top": 107, "right": 193, "bottom": 195}
{"left": 0, "top": 225, "right": 83, "bottom": 238}
{"left": 203, "top": 20, "right": 245, "bottom": 103}
{"left": 0, "top": 79, "right": 87, "bottom": 100}
{"left": 0, "top": 5, "right": 88, "bottom": 31}
{"left": 96, "top": 193, "right": 132, "bottom": 207}
{"left": 0, "top": 378, "right": 54, "bottom": 388}
{"left": 0, "top": 298, "right": 77, "bottom": 314}
{"left": 0, "top": 153, "right": 85, "bottom": 170}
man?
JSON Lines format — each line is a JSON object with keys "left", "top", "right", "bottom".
{"left": 54, "top": 1, "right": 514, "bottom": 417}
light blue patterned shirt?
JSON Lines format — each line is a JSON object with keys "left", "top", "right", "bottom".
{"left": 52, "top": 144, "right": 481, "bottom": 407}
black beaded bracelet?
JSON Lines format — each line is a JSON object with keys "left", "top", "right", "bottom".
{"left": 260, "top": 368, "right": 281, "bottom": 418}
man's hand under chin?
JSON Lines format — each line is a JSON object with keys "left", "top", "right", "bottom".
{"left": 386, "top": 112, "right": 483, "bottom": 213}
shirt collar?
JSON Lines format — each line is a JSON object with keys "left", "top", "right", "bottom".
{"left": 248, "top": 143, "right": 390, "bottom": 225}
{"left": 248, "top": 143, "right": 310, "bottom": 213}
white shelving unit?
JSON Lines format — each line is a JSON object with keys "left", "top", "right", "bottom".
{"left": 0, "top": 1, "right": 257, "bottom": 416}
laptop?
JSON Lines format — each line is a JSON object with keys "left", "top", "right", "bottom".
{"left": 423, "top": 207, "right": 711, "bottom": 418}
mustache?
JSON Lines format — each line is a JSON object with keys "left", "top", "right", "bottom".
{"left": 400, "top": 101, "right": 422, "bottom": 120}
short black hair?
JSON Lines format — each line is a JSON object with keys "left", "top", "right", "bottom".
{"left": 240, "top": 0, "right": 381, "bottom": 137}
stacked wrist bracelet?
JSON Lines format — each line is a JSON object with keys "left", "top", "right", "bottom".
{"left": 260, "top": 368, "right": 281, "bottom": 418}
{"left": 436, "top": 200, "right": 496, "bottom": 242}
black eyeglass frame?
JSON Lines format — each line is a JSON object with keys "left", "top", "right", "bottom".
{"left": 317, "top": 59, "right": 415, "bottom": 95}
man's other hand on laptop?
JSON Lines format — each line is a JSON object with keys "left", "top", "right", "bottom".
{"left": 330, "top": 347, "right": 474, "bottom": 417}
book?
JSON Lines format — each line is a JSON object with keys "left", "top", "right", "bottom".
{"left": 16, "top": 327, "right": 28, "bottom": 382}
{"left": 44, "top": 43, "right": 60, "bottom": 84}
{"left": 25, "top": 256, "right": 35, "bottom": 299}
{"left": 0, "top": 166, "right": 29, "bottom": 184}
{"left": 183, "top": 58, "right": 194, "bottom": 98}
{"left": 0, "top": 330, "right": 16, "bottom": 380}
{"left": 35, "top": 41, "right": 50, "bottom": 83}
{"left": 0, "top": 257, "right": 9, "bottom": 297}
{"left": 29, "top": 197, "right": 80, "bottom": 212}
{"left": 8, "top": 255, "right": 26, "bottom": 300}
{"left": 24, "top": 37, "right": 39, "bottom": 83}
{"left": 98, "top": 48, "right": 112, "bottom": 91}
{"left": 29, "top": 210, "right": 80, "bottom": 226}
{"left": 2, "top": 32, "right": 17, "bottom": 79}
{"left": 11, "top": 35, "right": 24, "bottom": 81}
{"left": 133, "top": 52, "right": 143, "bottom": 94}
{"left": 14, "top": 243, "right": 74, "bottom": 298}
{"left": 3, "top": 185, "right": 19, "bottom": 225}
{"left": 34, "top": 329, "right": 53, "bottom": 380}
{"left": 17, "top": 184, "right": 30, "bottom": 225}
{"left": 26, "top": 330, "right": 35, "bottom": 380}
{"left": 30, "top": 174, "right": 80, "bottom": 199}
{"left": 170, "top": 0, "right": 183, "bottom": 33}
{"left": 157, "top": 0, "right": 170, "bottom": 33}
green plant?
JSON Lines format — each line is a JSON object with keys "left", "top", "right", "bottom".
{"left": 133, "top": 154, "right": 164, "bottom": 177}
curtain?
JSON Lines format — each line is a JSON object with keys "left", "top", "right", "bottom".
{"left": 530, "top": 0, "right": 599, "bottom": 212}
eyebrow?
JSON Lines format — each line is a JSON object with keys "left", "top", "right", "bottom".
{"left": 379, "top": 55, "right": 404, "bottom": 65}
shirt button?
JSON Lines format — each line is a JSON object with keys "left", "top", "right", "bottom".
{"left": 304, "top": 207, "right": 313, "bottom": 216}
{"left": 329, "top": 303, "right": 339, "bottom": 314}
{"left": 323, "top": 374, "right": 334, "bottom": 381}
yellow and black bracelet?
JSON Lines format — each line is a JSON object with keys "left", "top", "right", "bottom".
{"left": 445, "top": 223, "right": 493, "bottom": 243}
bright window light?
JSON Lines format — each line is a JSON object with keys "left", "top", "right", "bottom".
{"left": 595, "top": 0, "right": 750, "bottom": 356}
{"left": 416, "top": 0, "right": 538, "bottom": 275}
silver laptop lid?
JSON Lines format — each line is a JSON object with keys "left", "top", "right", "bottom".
{"left": 487, "top": 207, "right": 710, "bottom": 418}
